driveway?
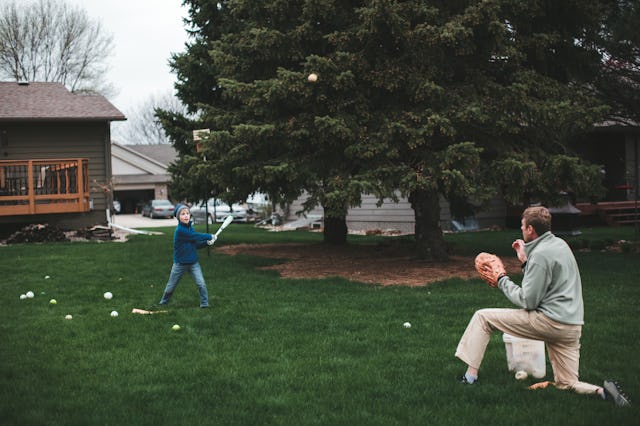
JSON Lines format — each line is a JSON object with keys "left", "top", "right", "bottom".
{"left": 111, "top": 214, "right": 176, "bottom": 229}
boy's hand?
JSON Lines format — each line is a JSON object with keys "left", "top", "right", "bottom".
{"left": 207, "top": 235, "right": 217, "bottom": 246}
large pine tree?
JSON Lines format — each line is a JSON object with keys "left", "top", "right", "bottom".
{"left": 163, "top": 0, "right": 612, "bottom": 257}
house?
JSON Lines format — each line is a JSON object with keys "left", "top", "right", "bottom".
{"left": 282, "top": 123, "right": 640, "bottom": 233}
{"left": 569, "top": 122, "right": 640, "bottom": 227}
{"left": 283, "top": 192, "right": 505, "bottom": 234}
{"left": 0, "top": 82, "right": 126, "bottom": 231}
{"left": 111, "top": 142, "right": 177, "bottom": 213}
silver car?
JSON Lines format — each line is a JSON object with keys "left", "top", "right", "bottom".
{"left": 141, "top": 199, "right": 175, "bottom": 219}
{"left": 190, "top": 199, "right": 248, "bottom": 224}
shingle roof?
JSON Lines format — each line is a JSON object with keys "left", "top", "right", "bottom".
{"left": 0, "top": 81, "right": 126, "bottom": 122}
{"left": 122, "top": 143, "right": 177, "bottom": 167}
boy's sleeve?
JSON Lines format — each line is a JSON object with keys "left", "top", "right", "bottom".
{"left": 193, "top": 231, "right": 214, "bottom": 249}
{"left": 176, "top": 226, "right": 213, "bottom": 243}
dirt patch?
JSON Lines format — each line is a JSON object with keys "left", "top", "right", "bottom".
{"left": 216, "top": 243, "right": 522, "bottom": 286}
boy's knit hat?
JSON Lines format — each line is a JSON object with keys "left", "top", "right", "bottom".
{"left": 174, "top": 203, "right": 189, "bottom": 218}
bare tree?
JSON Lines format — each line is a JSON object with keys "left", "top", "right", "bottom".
{"left": 0, "top": 0, "right": 115, "bottom": 95}
{"left": 112, "top": 91, "right": 189, "bottom": 145}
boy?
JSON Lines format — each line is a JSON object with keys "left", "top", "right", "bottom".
{"left": 159, "top": 203, "right": 216, "bottom": 308}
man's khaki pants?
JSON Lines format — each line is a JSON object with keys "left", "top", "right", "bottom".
{"left": 455, "top": 308, "right": 600, "bottom": 394}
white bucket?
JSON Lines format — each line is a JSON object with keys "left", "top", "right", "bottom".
{"left": 503, "top": 333, "right": 546, "bottom": 379}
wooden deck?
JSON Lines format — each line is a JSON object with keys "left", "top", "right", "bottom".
{"left": 576, "top": 201, "right": 640, "bottom": 225}
{"left": 0, "top": 159, "right": 90, "bottom": 216}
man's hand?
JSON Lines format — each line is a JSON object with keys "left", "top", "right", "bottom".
{"left": 512, "top": 239, "right": 527, "bottom": 263}
{"left": 474, "top": 252, "right": 507, "bottom": 288}
{"left": 207, "top": 235, "right": 217, "bottom": 246}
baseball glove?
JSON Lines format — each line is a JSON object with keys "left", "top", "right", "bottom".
{"left": 474, "top": 252, "right": 507, "bottom": 287}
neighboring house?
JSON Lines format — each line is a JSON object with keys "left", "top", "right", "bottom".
{"left": 111, "top": 142, "right": 177, "bottom": 213}
{"left": 116, "top": 123, "right": 638, "bottom": 232}
{"left": 570, "top": 122, "right": 640, "bottom": 202}
{"left": 283, "top": 192, "right": 505, "bottom": 234}
{"left": 0, "top": 82, "right": 125, "bottom": 230}
{"left": 283, "top": 123, "right": 640, "bottom": 233}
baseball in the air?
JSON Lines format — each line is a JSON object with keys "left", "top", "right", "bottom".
{"left": 110, "top": 310, "right": 118, "bottom": 317}
{"left": 49, "top": 299, "right": 57, "bottom": 305}
{"left": 103, "top": 291, "right": 113, "bottom": 300}
{"left": 26, "top": 291, "right": 35, "bottom": 298}
{"left": 403, "top": 322, "right": 411, "bottom": 328}
{"left": 65, "top": 314, "right": 73, "bottom": 320}
{"left": 515, "top": 370, "right": 528, "bottom": 380}
{"left": 307, "top": 73, "right": 318, "bottom": 83}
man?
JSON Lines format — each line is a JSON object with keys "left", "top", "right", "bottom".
{"left": 455, "top": 206, "right": 630, "bottom": 407}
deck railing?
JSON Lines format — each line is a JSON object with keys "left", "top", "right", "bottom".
{"left": 0, "top": 158, "right": 90, "bottom": 216}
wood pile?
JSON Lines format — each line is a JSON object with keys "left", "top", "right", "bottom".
{"left": 73, "top": 226, "right": 114, "bottom": 241}
{"left": 2, "top": 224, "right": 115, "bottom": 244}
{"left": 4, "top": 224, "right": 68, "bottom": 244}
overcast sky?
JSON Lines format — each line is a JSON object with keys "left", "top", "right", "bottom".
{"left": 68, "top": 0, "right": 190, "bottom": 117}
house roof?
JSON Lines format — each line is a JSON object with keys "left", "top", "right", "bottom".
{"left": 0, "top": 81, "right": 126, "bottom": 122}
{"left": 112, "top": 142, "right": 170, "bottom": 176}
{"left": 122, "top": 143, "right": 177, "bottom": 167}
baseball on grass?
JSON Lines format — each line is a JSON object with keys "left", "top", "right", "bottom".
{"left": 110, "top": 310, "right": 118, "bottom": 317}
{"left": 307, "top": 73, "right": 318, "bottom": 83}
{"left": 103, "top": 291, "right": 113, "bottom": 300}
{"left": 515, "top": 370, "right": 528, "bottom": 380}
{"left": 26, "top": 291, "right": 35, "bottom": 298}
{"left": 49, "top": 299, "right": 57, "bottom": 305}
{"left": 65, "top": 314, "right": 73, "bottom": 320}
{"left": 172, "top": 324, "right": 181, "bottom": 331}
{"left": 20, "top": 294, "right": 27, "bottom": 300}
{"left": 403, "top": 322, "right": 411, "bottom": 328}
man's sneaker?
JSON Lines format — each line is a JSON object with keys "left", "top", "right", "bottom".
{"left": 603, "top": 380, "right": 631, "bottom": 407}
{"left": 458, "top": 375, "right": 477, "bottom": 385}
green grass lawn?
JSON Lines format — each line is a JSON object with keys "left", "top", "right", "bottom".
{"left": 1, "top": 224, "right": 638, "bottom": 425}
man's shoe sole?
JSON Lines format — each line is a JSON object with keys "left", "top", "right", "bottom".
{"left": 604, "top": 380, "right": 631, "bottom": 407}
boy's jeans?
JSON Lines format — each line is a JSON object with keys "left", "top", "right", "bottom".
{"left": 159, "top": 262, "right": 209, "bottom": 307}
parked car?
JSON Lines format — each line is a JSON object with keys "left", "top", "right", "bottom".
{"left": 141, "top": 199, "right": 175, "bottom": 219}
{"left": 190, "top": 199, "right": 248, "bottom": 224}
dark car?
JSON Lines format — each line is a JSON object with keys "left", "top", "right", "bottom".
{"left": 141, "top": 199, "right": 175, "bottom": 219}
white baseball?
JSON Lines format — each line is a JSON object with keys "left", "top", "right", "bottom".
{"left": 65, "top": 314, "right": 73, "bottom": 320}
{"left": 20, "top": 294, "right": 27, "bottom": 300}
{"left": 403, "top": 322, "right": 411, "bottom": 328}
{"left": 308, "top": 73, "right": 318, "bottom": 83}
{"left": 26, "top": 291, "right": 35, "bottom": 298}
{"left": 110, "top": 310, "right": 118, "bottom": 317}
{"left": 515, "top": 370, "right": 528, "bottom": 380}
{"left": 103, "top": 292, "right": 113, "bottom": 300}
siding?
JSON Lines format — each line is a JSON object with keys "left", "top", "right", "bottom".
{"left": 282, "top": 192, "right": 506, "bottom": 233}
{"left": 0, "top": 121, "right": 111, "bottom": 227}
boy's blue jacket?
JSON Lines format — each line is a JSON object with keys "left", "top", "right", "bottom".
{"left": 173, "top": 221, "right": 212, "bottom": 264}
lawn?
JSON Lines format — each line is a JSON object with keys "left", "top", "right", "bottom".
{"left": 1, "top": 224, "right": 638, "bottom": 425}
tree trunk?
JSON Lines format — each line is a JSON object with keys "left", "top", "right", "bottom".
{"left": 323, "top": 215, "right": 347, "bottom": 245}
{"left": 409, "top": 188, "right": 449, "bottom": 260}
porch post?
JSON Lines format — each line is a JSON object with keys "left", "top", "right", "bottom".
{"left": 27, "top": 160, "right": 35, "bottom": 214}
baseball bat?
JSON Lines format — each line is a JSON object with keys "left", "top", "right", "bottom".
{"left": 215, "top": 215, "right": 234, "bottom": 237}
